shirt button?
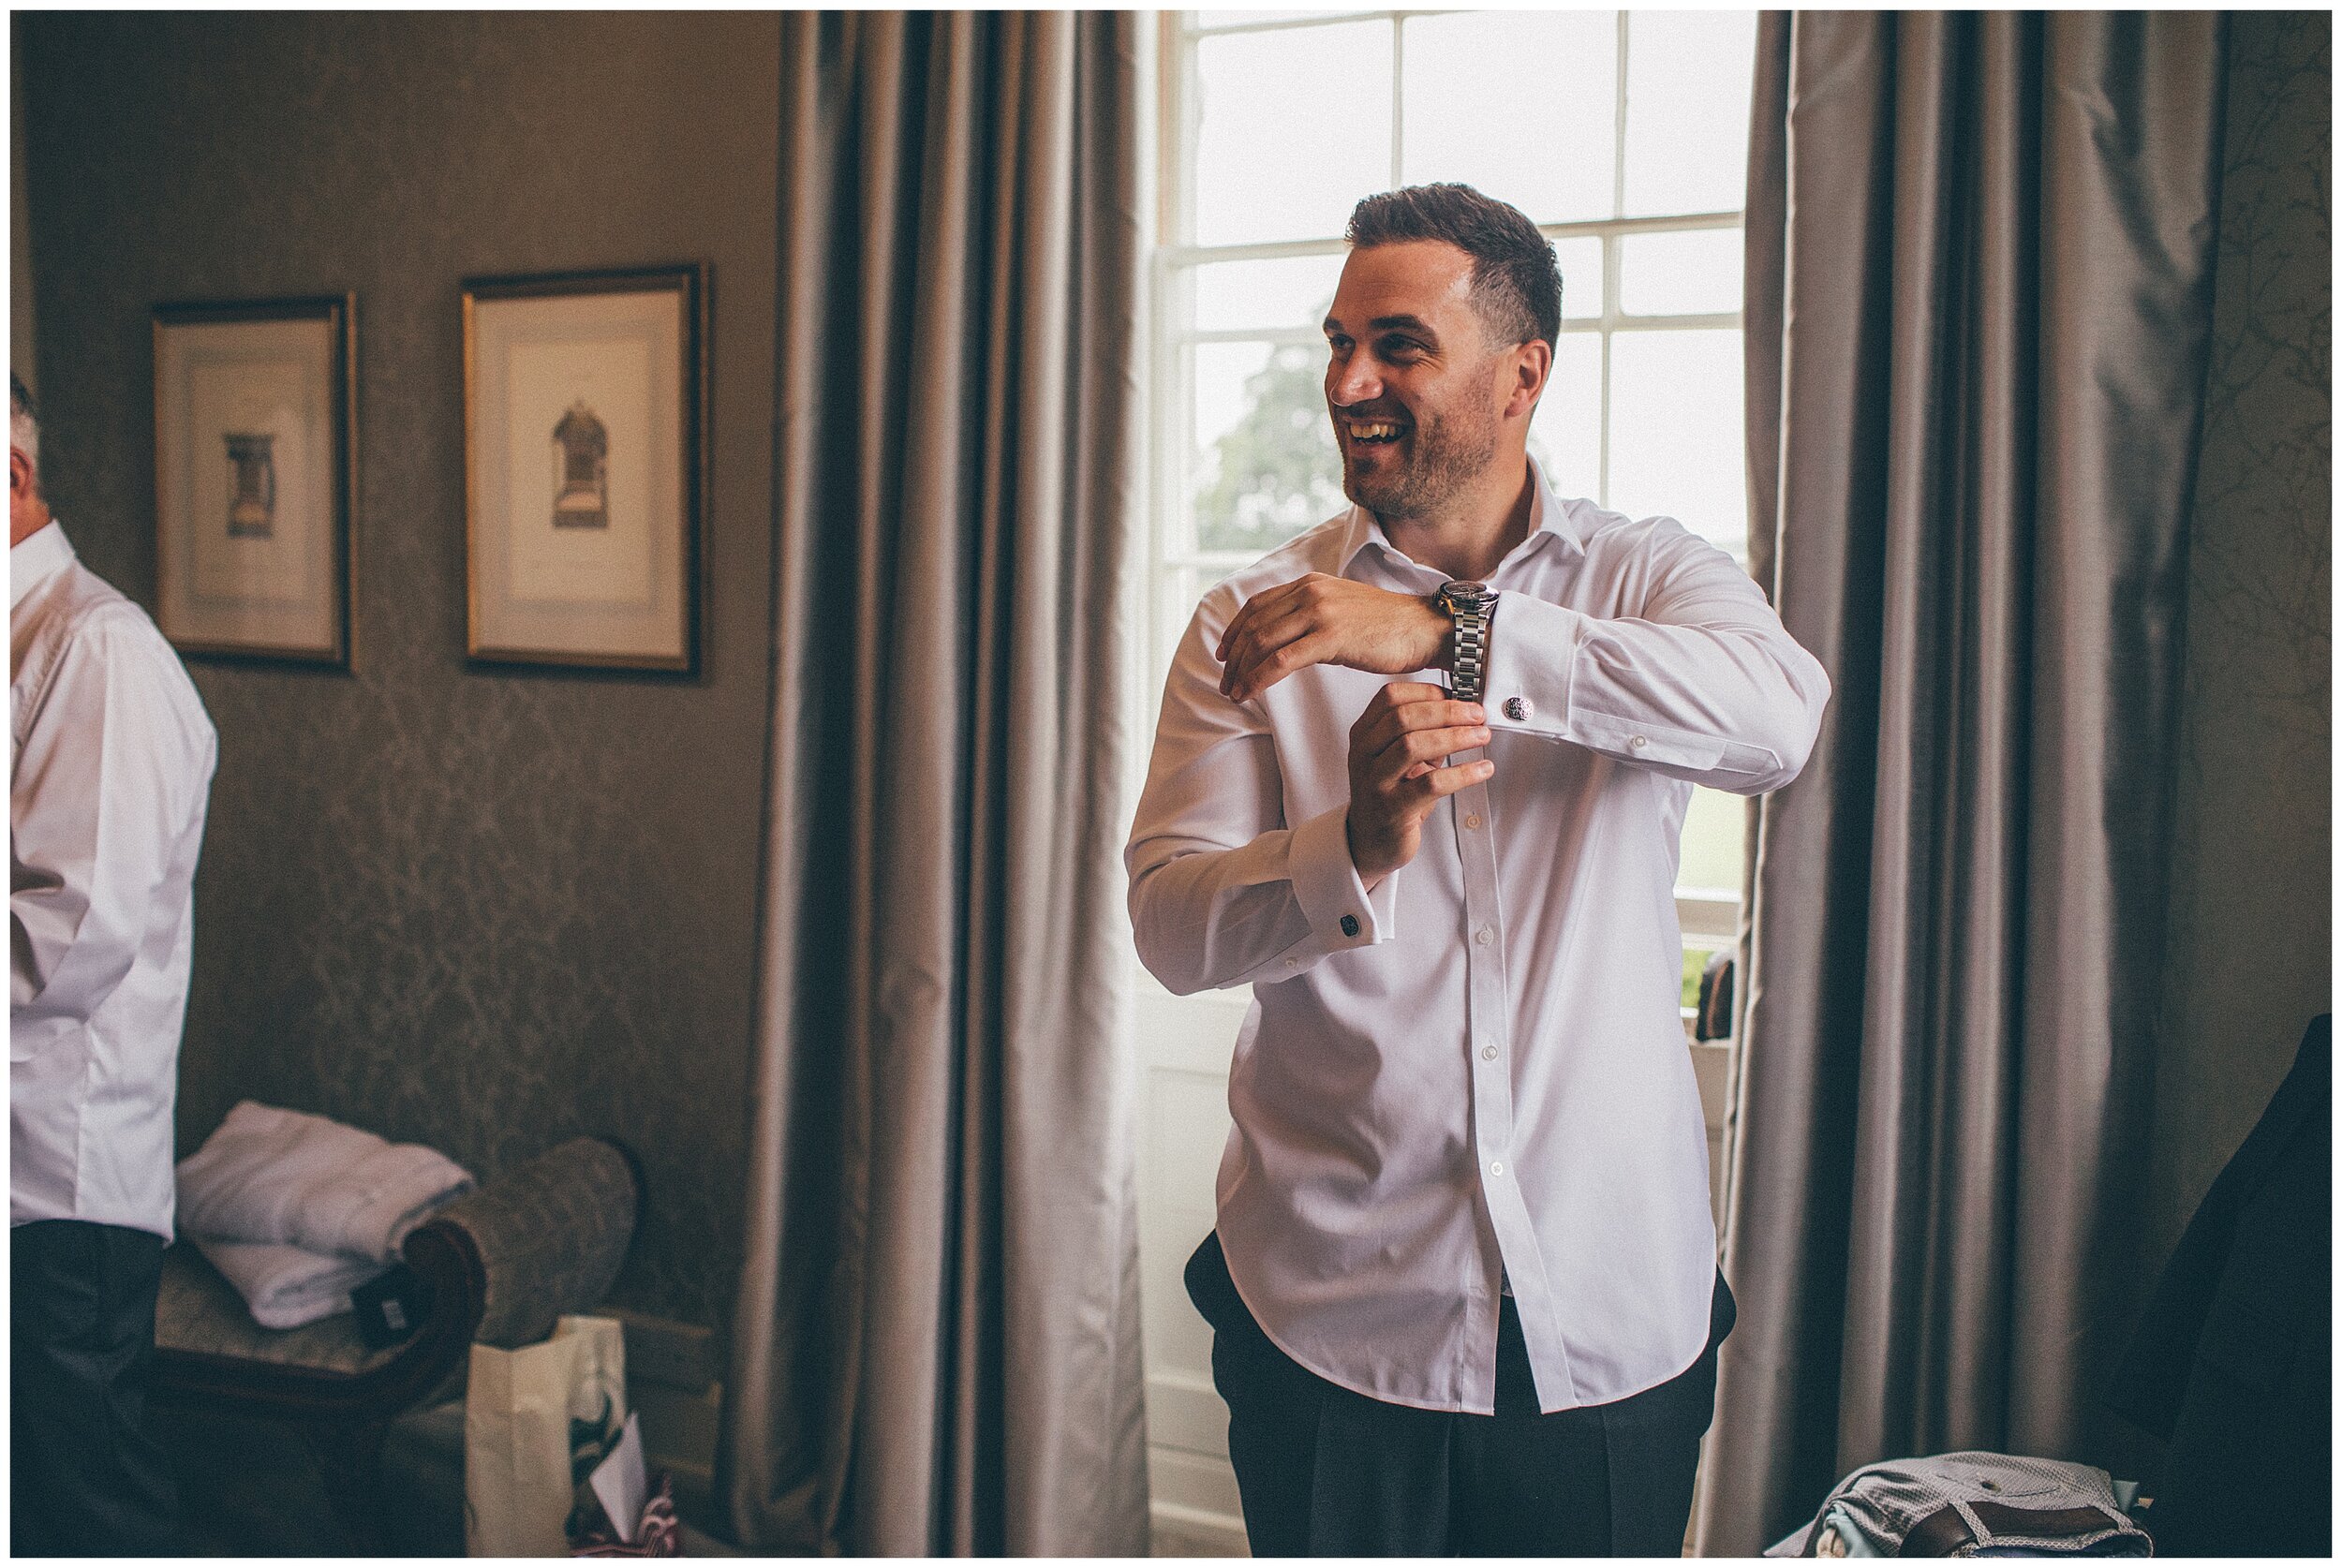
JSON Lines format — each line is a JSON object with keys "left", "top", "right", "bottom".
{"left": 1629, "top": 734, "right": 1648, "bottom": 749}
{"left": 1482, "top": 1045, "right": 1497, "bottom": 1061}
{"left": 1340, "top": 913, "right": 1359, "bottom": 938}
{"left": 1284, "top": 957, "right": 1298, "bottom": 969}
{"left": 1503, "top": 696, "right": 1532, "bottom": 723}
{"left": 1463, "top": 813, "right": 1482, "bottom": 831}
{"left": 1475, "top": 926, "right": 1493, "bottom": 945}
{"left": 1490, "top": 1161, "right": 1505, "bottom": 1176}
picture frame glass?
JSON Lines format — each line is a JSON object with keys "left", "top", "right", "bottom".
{"left": 467, "top": 280, "right": 693, "bottom": 669}
{"left": 155, "top": 311, "right": 348, "bottom": 661}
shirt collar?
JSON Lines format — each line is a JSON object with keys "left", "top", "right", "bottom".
{"left": 11, "top": 521, "right": 73, "bottom": 611}
{"left": 1335, "top": 455, "right": 1588, "bottom": 581}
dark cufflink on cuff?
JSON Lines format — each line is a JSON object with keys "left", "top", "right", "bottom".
{"left": 1340, "top": 914, "right": 1360, "bottom": 938}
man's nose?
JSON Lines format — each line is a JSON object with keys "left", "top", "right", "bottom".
{"left": 1328, "top": 356, "right": 1382, "bottom": 409}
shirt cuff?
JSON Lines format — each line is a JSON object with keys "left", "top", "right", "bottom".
{"left": 1285, "top": 804, "right": 1392, "bottom": 951}
{"left": 1482, "top": 593, "right": 1581, "bottom": 740}
{"left": 1483, "top": 593, "right": 1785, "bottom": 777}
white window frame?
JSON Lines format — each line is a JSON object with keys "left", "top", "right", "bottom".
{"left": 1127, "top": 20, "right": 1758, "bottom": 1549}
{"left": 1148, "top": 8, "right": 1750, "bottom": 1024}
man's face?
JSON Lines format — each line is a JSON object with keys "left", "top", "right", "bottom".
{"left": 9, "top": 444, "right": 43, "bottom": 548}
{"left": 1323, "top": 239, "right": 1509, "bottom": 524}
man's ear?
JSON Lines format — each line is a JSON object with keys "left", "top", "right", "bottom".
{"left": 9, "top": 446, "right": 33, "bottom": 501}
{"left": 1505, "top": 340, "right": 1551, "bottom": 422}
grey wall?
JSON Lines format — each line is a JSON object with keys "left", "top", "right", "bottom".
{"left": 2149, "top": 12, "right": 2332, "bottom": 1266}
{"left": 16, "top": 11, "right": 781, "bottom": 1332}
{"left": 11, "top": 36, "right": 31, "bottom": 393}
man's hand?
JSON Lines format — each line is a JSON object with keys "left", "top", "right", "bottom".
{"left": 1344, "top": 682, "right": 1492, "bottom": 889}
{"left": 1218, "top": 574, "right": 1449, "bottom": 704}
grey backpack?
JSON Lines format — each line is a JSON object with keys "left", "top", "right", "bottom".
{"left": 1765, "top": 1452, "right": 2151, "bottom": 1557}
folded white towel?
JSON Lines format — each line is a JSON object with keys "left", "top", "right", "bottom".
{"left": 176, "top": 1100, "right": 476, "bottom": 1264}
{"left": 194, "top": 1237, "right": 387, "bottom": 1330}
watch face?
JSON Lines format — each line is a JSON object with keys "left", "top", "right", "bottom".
{"left": 1444, "top": 581, "right": 1491, "bottom": 608}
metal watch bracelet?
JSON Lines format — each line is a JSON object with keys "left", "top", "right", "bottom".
{"left": 1440, "top": 582, "right": 1493, "bottom": 703}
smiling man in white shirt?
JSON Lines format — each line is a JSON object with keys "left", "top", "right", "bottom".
{"left": 11, "top": 373, "right": 217, "bottom": 1554}
{"left": 1126, "top": 185, "right": 1829, "bottom": 1555}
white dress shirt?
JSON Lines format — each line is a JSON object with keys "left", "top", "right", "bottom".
{"left": 12, "top": 522, "right": 216, "bottom": 1241}
{"left": 1127, "top": 461, "right": 1829, "bottom": 1414}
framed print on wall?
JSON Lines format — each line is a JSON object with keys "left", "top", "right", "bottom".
{"left": 153, "top": 295, "right": 357, "bottom": 667}
{"left": 462, "top": 264, "right": 706, "bottom": 673}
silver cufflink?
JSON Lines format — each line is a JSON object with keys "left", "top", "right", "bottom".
{"left": 1503, "top": 696, "right": 1532, "bottom": 723}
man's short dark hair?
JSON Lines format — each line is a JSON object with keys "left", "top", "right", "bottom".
{"left": 10, "top": 374, "right": 34, "bottom": 429}
{"left": 1345, "top": 184, "right": 1563, "bottom": 350}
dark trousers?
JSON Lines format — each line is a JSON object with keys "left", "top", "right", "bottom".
{"left": 11, "top": 1220, "right": 180, "bottom": 1557}
{"left": 1188, "top": 1233, "right": 1733, "bottom": 1556}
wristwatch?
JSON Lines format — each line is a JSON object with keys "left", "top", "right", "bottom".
{"left": 1436, "top": 580, "right": 1496, "bottom": 703}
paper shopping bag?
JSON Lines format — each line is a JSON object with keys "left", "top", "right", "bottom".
{"left": 464, "top": 1315, "right": 628, "bottom": 1556}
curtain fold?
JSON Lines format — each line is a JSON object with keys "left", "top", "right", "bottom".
{"left": 719, "top": 11, "right": 1149, "bottom": 1555}
{"left": 1699, "top": 12, "right": 2227, "bottom": 1556}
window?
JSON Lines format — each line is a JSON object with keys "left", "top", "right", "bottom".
{"left": 1149, "top": 9, "right": 1759, "bottom": 1010}
{"left": 1131, "top": 15, "right": 1759, "bottom": 1549}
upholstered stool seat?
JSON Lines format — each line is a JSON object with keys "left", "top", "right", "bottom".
{"left": 159, "top": 1247, "right": 408, "bottom": 1380}
{"left": 152, "top": 1134, "right": 641, "bottom": 1546}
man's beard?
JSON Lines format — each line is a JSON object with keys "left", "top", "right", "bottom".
{"left": 1339, "top": 404, "right": 1501, "bottom": 524}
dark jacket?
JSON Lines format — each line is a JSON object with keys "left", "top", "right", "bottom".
{"left": 2106, "top": 1014, "right": 2330, "bottom": 1557}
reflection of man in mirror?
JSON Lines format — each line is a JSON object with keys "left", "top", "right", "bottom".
{"left": 11, "top": 373, "right": 217, "bottom": 1555}
{"left": 1127, "top": 186, "right": 1830, "bottom": 1556}
{"left": 224, "top": 431, "right": 275, "bottom": 538}
{"left": 552, "top": 400, "right": 609, "bottom": 529}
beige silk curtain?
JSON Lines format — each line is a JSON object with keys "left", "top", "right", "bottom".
{"left": 1698, "top": 12, "right": 2228, "bottom": 1556}
{"left": 719, "top": 12, "right": 1149, "bottom": 1555}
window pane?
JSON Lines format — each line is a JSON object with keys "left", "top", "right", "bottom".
{"left": 1193, "top": 253, "right": 1346, "bottom": 335}
{"left": 1196, "top": 22, "right": 1393, "bottom": 246}
{"left": 1555, "top": 235, "right": 1602, "bottom": 321}
{"left": 1681, "top": 939, "right": 1733, "bottom": 1012}
{"left": 1528, "top": 332, "right": 1602, "bottom": 500}
{"left": 1678, "top": 786, "right": 1744, "bottom": 895}
{"left": 1192, "top": 341, "right": 1344, "bottom": 556}
{"left": 1401, "top": 10, "right": 1618, "bottom": 224}
{"left": 1606, "top": 329, "right": 1745, "bottom": 554}
{"left": 1622, "top": 11, "right": 1757, "bottom": 217}
{"left": 1620, "top": 228, "right": 1743, "bottom": 317}
{"left": 1195, "top": 10, "right": 1347, "bottom": 28}
{"left": 1194, "top": 341, "right": 1270, "bottom": 454}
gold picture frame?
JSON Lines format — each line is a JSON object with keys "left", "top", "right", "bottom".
{"left": 461, "top": 264, "right": 707, "bottom": 674}
{"left": 152, "top": 295, "right": 357, "bottom": 667}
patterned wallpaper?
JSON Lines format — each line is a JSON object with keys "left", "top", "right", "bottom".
{"left": 17, "top": 12, "right": 782, "bottom": 1332}
{"left": 2152, "top": 11, "right": 2333, "bottom": 1262}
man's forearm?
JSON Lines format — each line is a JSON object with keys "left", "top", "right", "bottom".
{"left": 1128, "top": 804, "right": 1394, "bottom": 995}
{"left": 1480, "top": 598, "right": 1824, "bottom": 791}
{"left": 11, "top": 882, "right": 140, "bottom": 1027}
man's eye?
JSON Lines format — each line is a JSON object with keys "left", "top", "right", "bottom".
{"left": 1382, "top": 338, "right": 1424, "bottom": 358}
